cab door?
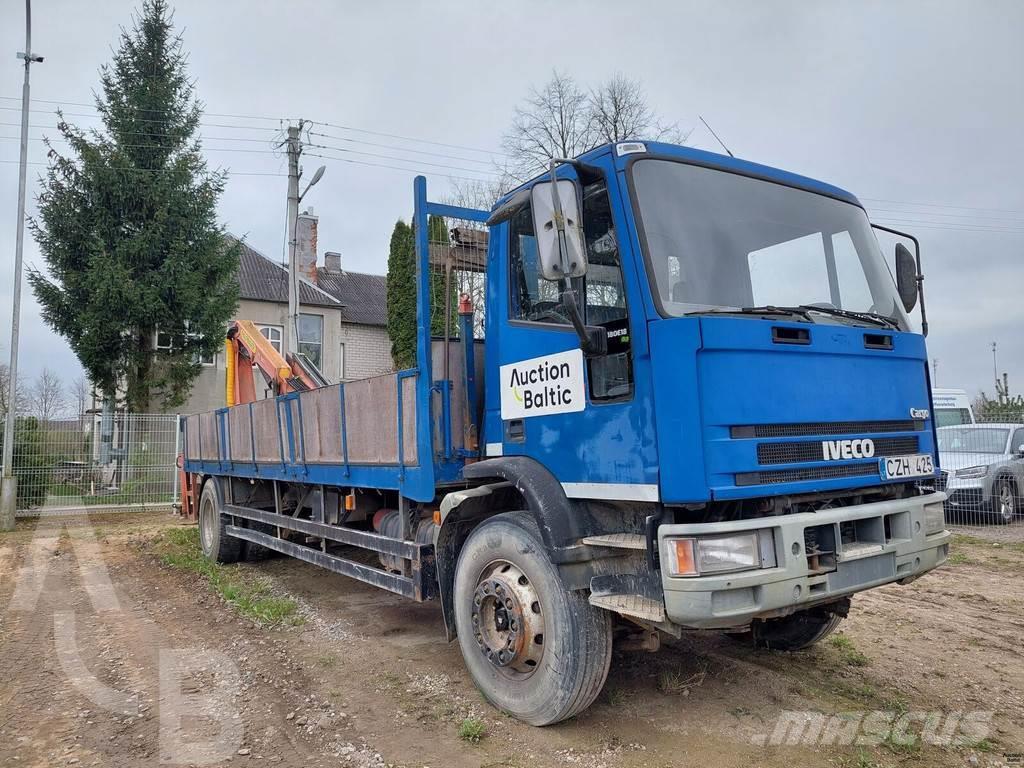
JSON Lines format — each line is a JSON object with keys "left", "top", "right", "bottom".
{"left": 483, "top": 176, "right": 658, "bottom": 500}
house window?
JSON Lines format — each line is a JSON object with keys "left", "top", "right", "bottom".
{"left": 155, "top": 331, "right": 174, "bottom": 350}
{"left": 298, "top": 313, "right": 323, "bottom": 370}
{"left": 155, "top": 328, "right": 215, "bottom": 365}
{"left": 257, "top": 324, "right": 283, "bottom": 354}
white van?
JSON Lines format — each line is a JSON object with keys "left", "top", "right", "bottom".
{"left": 932, "top": 388, "right": 975, "bottom": 427}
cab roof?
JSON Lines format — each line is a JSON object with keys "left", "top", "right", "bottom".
{"left": 493, "top": 141, "right": 863, "bottom": 212}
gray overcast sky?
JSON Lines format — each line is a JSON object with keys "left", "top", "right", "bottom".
{"left": 2, "top": 0, "right": 1022, "bottom": 402}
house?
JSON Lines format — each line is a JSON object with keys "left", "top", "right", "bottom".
{"left": 177, "top": 213, "right": 393, "bottom": 414}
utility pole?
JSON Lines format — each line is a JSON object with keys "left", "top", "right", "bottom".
{"left": 1, "top": 0, "right": 43, "bottom": 532}
{"left": 285, "top": 124, "right": 301, "bottom": 357}
{"left": 931, "top": 358, "right": 938, "bottom": 387}
{"left": 992, "top": 342, "right": 999, "bottom": 402}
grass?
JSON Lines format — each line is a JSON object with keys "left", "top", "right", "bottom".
{"left": 828, "top": 633, "right": 870, "bottom": 667}
{"left": 844, "top": 749, "right": 881, "bottom": 768}
{"left": 152, "top": 527, "right": 303, "bottom": 627}
{"left": 881, "top": 730, "right": 921, "bottom": 756}
{"left": 458, "top": 717, "right": 486, "bottom": 743}
{"left": 960, "top": 737, "right": 996, "bottom": 753}
{"left": 947, "top": 551, "right": 974, "bottom": 565}
{"left": 657, "top": 667, "right": 707, "bottom": 696}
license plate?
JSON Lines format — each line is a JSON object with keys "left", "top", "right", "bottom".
{"left": 881, "top": 453, "right": 935, "bottom": 480}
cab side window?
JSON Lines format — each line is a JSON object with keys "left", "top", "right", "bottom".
{"left": 583, "top": 182, "right": 633, "bottom": 401}
{"left": 506, "top": 183, "right": 634, "bottom": 402}
{"left": 508, "top": 205, "right": 567, "bottom": 324}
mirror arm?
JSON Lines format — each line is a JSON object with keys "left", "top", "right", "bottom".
{"left": 872, "top": 223, "right": 927, "bottom": 336}
{"left": 559, "top": 284, "right": 607, "bottom": 358}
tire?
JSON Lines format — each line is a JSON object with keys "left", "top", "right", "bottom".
{"left": 197, "top": 479, "right": 243, "bottom": 564}
{"left": 994, "top": 477, "right": 1017, "bottom": 525}
{"left": 453, "top": 511, "right": 612, "bottom": 726}
{"left": 750, "top": 609, "right": 844, "bottom": 651}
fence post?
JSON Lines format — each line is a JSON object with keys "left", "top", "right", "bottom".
{"left": 172, "top": 414, "right": 181, "bottom": 508}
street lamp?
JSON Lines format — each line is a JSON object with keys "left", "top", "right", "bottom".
{"left": 287, "top": 164, "right": 326, "bottom": 358}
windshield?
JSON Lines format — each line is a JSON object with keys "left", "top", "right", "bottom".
{"left": 937, "top": 427, "right": 1009, "bottom": 454}
{"left": 630, "top": 159, "right": 909, "bottom": 328}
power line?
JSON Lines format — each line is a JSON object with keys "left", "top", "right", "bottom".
{"left": 0, "top": 158, "right": 286, "bottom": 176}
{"left": 0, "top": 94, "right": 290, "bottom": 123}
{"left": 307, "top": 129, "right": 495, "bottom": 166}
{"left": 302, "top": 152, "right": 495, "bottom": 185}
{"left": 305, "top": 142, "right": 496, "bottom": 178}
{"left": 311, "top": 120, "right": 504, "bottom": 158}
{"left": 861, "top": 196, "right": 1024, "bottom": 217}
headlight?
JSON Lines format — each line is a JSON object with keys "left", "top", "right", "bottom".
{"left": 663, "top": 531, "right": 776, "bottom": 577}
{"left": 924, "top": 501, "right": 946, "bottom": 535}
{"left": 954, "top": 465, "right": 989, "bottom": 479}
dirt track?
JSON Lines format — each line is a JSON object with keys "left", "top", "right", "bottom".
{"left": 1, "top": 513, "right": 1022, "bottom": 768}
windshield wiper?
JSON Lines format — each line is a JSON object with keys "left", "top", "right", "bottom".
{"left": 794, "top": 305, "right": 900, "bottom": 330}
{"left": 684, "top": 305, "right": 813, "bottom": 321}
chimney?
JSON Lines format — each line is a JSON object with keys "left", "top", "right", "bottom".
{"left": 324, "top": 251, "right": 342, "bottom": 273}
{"left": 296, "top": 207, "right": 319, "bottom": 284}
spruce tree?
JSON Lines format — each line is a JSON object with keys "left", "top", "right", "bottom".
{"left": 386, "top": 220, "right": 417, "bottom": 370}
{"left": 29, "top": 0, "right": 239, "bottom": 411}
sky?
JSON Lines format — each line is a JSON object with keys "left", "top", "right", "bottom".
{"left": 1, "top": 0, "right": 1022, "bottom": 402}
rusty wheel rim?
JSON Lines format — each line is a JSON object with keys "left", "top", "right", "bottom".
{"left": 471, "top": 559, "right": 545, "bottom": 677}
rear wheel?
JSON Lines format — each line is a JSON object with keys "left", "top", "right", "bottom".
{"left": 453, "top": 511, "right": 612, "bottom": 725}
{"left": 197, "top": 479, "right": 243, "bottom": 564}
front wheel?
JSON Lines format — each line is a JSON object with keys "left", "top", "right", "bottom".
{"left": 453, "top": 511, "right": 612, "bottom": 725}
{"left": 994, "top": 477, "right": 1017, "bottom": 525}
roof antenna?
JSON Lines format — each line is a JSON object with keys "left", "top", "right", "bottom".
{"left": 698, "top": 115, "right": 734, "bottom": 158}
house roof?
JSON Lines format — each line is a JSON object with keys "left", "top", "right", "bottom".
{"left": 316, "top": 267, "right": 388, "bottom": 326}
{"left": 233, "top": 237, "right": 341, "bottom": 309}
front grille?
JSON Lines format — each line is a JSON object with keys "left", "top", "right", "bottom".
{"left": 732, "top": 419, "right": 923, "bottom": 439}
{"left": 757, "top": 436, "right": 920, "bottom": 465}
{"left": 736, "top": 463, "right": 879, "bottom": 487}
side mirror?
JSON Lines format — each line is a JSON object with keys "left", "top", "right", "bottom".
{"left": 531, "top": 180, "right": 586, "bottom": 281}
{"left": 894, "top": 242, "right": 918, "bottom": 313}
{"left": 1016, "top": 445, "right": 1024, "bottom": 458}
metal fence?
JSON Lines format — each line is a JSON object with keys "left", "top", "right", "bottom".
{"left": 1, "top": 413, "right": 179, "bottom": 517}
{"left": 934, "top": 411, "right": 1024, "bottom": 527}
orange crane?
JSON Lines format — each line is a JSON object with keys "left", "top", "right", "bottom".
{"left": 224, "top": 319, "right": 327, "bottom": 406}
{"left": 178, "top": 320, "right": 328, "bottom": 520}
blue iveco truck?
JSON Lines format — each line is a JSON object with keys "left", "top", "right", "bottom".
{"left": 182, "top": 140, "right": 950, "bottom": 726}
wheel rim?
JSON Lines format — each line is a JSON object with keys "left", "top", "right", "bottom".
{"left": 470, "top": 560, "right": 545, "bottom": 677}
{"left": 999, "top": 483, "right": 1015, "bottom": 520}
{"left": 199, "top": 494, "right": 215, "bottom": 552}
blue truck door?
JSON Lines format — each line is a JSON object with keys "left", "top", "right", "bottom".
{"left": 488, "top": 180, "right": 657, "bottom": 500}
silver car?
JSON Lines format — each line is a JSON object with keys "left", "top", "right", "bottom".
{"left": 937, "top": 423, "right": 1024, "bottom": 524}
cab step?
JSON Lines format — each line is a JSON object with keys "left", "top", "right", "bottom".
{"left": 589, "top": 593, "right": 666, "bottom": 623}
{"left": 582, "top": 533, "right": 646, "bottom": 550}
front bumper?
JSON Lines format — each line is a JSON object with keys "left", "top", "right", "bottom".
{"left": 942, "top": 475, "right": 994, "bottom": 511}
{"left": 658, "top": 492, "right": 950, "bottom": 629}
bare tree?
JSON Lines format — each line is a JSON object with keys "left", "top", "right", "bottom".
{"left": 501, "top": 71, "right": 596, "bottom": 183}
{"left": 587, "top": 74, "right": 688, "bottom": 145}
{"left": 0, "top": 361, "right": 29, "bottom": 418}
{"left": 71, "top": 377, "right": 91, "bottom": 418}
{"left": 502, "top": 71, "right": 687, "bottom": 182}
{"left": 30, "top": 368, "right": 68, "bottom": 424}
